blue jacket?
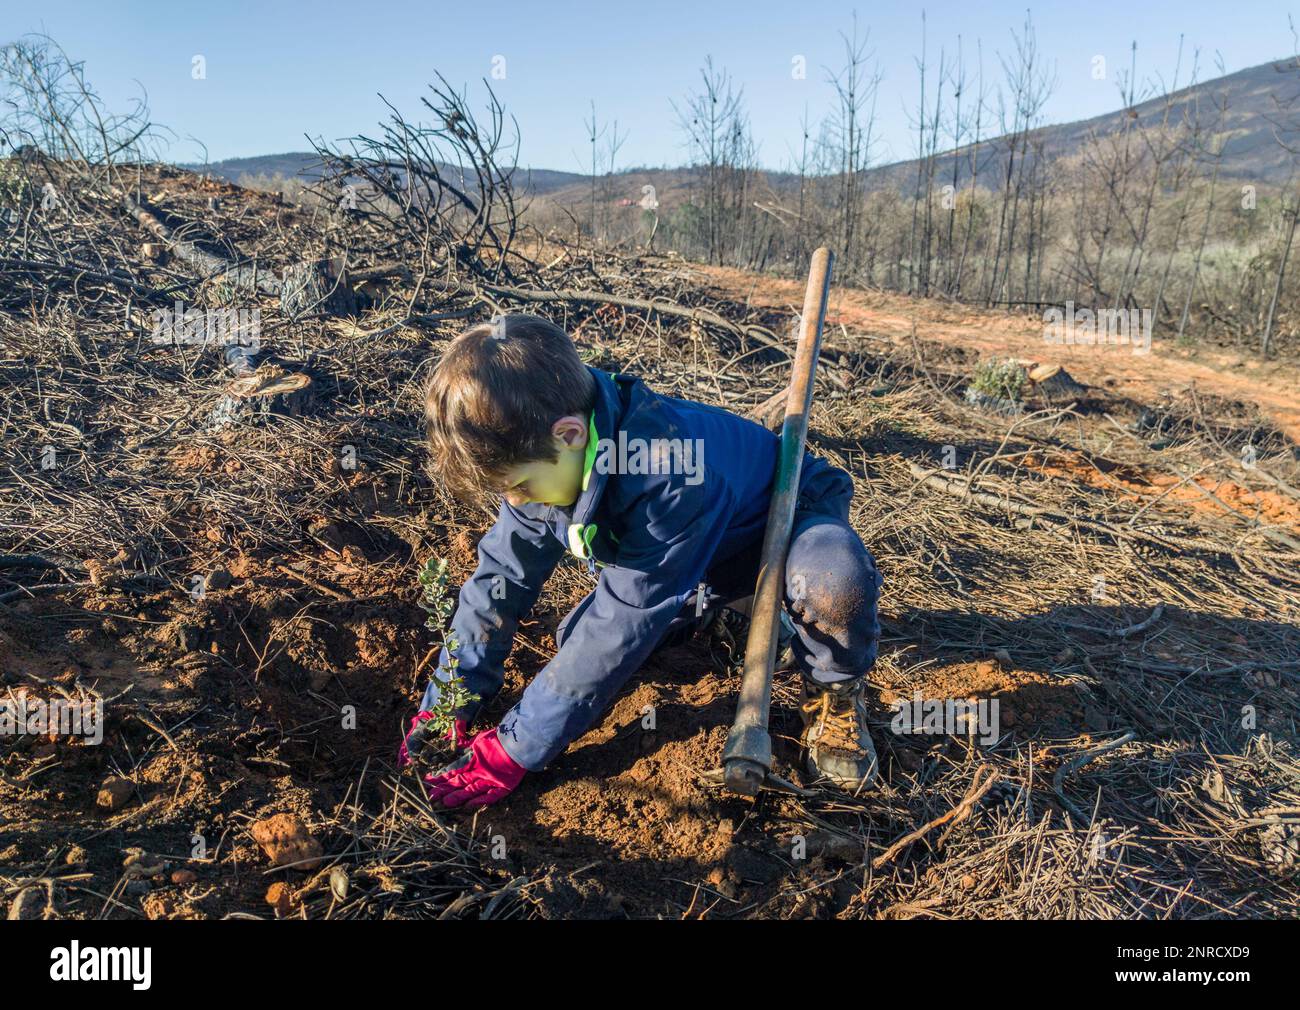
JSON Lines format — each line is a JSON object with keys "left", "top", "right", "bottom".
{"left": 422, "top": 366, "right": 843, "bottom": 770}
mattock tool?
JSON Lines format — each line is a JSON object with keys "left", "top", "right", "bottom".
{"left": 715, "top": 246, "right": 834, "bottom": 798}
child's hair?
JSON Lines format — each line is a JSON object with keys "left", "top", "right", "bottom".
{"left": 424, "top": 313, "right": 597, "bottom": 499}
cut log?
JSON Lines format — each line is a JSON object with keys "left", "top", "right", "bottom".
{"left": 122, "top": 192, "right": 281, "bottom": 297}
{"left": 122, "top": 191, "right": 360, "bottom": 318}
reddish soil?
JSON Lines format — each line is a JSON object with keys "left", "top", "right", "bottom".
{"left": 694, "top": 264, "right": 1300, "bottom": 444}
{"left": 4, "top": 248, "right": 1296, "bottom": 920}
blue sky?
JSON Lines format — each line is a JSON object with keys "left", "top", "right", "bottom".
{"left": 7, "top": 0, "right": 1297, "bottom": 172}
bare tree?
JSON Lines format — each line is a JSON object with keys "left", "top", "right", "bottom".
{"left": 822, "top": 12, "right": 881, "bottom": 280}
{"left": 672, "top": 56, "right": 748, "bottom": 265}
{"left": 1260, "top": 19, "right": 1300, "bottom": 354}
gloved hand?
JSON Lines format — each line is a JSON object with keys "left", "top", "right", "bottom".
{"left": 423, "top": 727, "right": 526, "bottom": 809}
{"left": 397, "top": 712, "right": 469, "bottom": 769}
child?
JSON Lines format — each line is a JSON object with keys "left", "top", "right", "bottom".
{"left": 399, "top": 313, "right": 884, "bottom": 809}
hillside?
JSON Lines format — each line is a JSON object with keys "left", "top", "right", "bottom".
{"left": 189, "top": 55, "right": 1300, "bottom": 203}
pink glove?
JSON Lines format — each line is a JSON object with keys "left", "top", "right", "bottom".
{"left": 397, "top": 712, "right": 469, "bottom": 769}
{"left": 423, "top": 727, "right": 526, "bottom": 809}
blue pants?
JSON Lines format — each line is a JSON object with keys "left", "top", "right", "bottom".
{"left": 558, "top": 467, "right": 883, "bottom": 685}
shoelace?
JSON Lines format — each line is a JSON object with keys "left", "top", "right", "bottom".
{"left": 801, "top": 689, "right": 867, "bottom": 755}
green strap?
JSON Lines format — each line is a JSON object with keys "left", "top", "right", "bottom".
{"left": 581, "top": 412, "right": 598, "bottom": 492}
{"left": 568, "top": 412, "right": 600, "bottom": 559}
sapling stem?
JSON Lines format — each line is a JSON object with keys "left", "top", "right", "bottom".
{"left": 415, "top": 558, "right": 479, "bottom": 743}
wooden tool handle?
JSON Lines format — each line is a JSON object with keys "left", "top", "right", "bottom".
{"left": 722, "top": 246, "right": 834, "bottom": 795}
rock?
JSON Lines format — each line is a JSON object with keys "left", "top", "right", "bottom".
{"left": 250, "top": 813, "right": 324, "bottom": 870}
{"left": 329, "top": 866, "right": 349, "bottom": 901}
{"left": 170, "top": 869, "right": 197, "bottom": 885}
{"left": 97, "top": 776, "right": 134, "bottom": 811}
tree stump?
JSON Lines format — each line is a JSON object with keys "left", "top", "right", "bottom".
{"left": 210, "top": 364, "right": 316, "bottom": 429}
{"left": 1028, "top": 363, "right": 1087, "bottom": 399}
{"left": 279, "top": 259, "right": 360, "bottom": 319}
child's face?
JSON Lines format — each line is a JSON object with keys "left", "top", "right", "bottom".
{"left": 500, "top": 415, "right": 588, "bottom": 508}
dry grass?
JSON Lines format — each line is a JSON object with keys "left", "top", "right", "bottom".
{"left": 2, "top": 161, "right": 1299, "bottom": 919}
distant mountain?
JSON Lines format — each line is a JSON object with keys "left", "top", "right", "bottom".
{"left": 861, "top": 55, "right": 1300, "bottom": 193}
{"left": 182, "top": 56, "right": 1300, "bottom": 201}
{"left": 181, "top": 151, "right": 321, "bottom": 182}
{"left": 181, "top": 151, "right": 589, "bottom": 196}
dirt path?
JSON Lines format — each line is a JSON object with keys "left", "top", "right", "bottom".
{"left": 692, "top": 264, "right": 1300, "bottom": 444}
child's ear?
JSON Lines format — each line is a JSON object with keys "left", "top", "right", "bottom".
{"left": 551, "top": 415, "right": 588, "bottom": 451}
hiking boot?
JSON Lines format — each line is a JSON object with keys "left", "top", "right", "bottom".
{"left": 799, "top": 677, "right": 879, "bottom": 791}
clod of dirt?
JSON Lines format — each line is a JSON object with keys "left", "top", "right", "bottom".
{"left": 122, "top": 847, "right": 166, "bottom": 877}
{"left": 205, "top": 568, "right": 233, "bottom": 591}
{"left": 96, "top": 776, "right": 134, "bottom": 811}
{"left": 265, "top": 881, "right": 297, "bottom": 915}
{"left": 171, "top": 869, "right": 197, "bottom": 885}
{"left": 250, "top": 813, "right": 324, "bottom": 870}
{"left": 168, "top": 622, "right": 202, "bottom": 653}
